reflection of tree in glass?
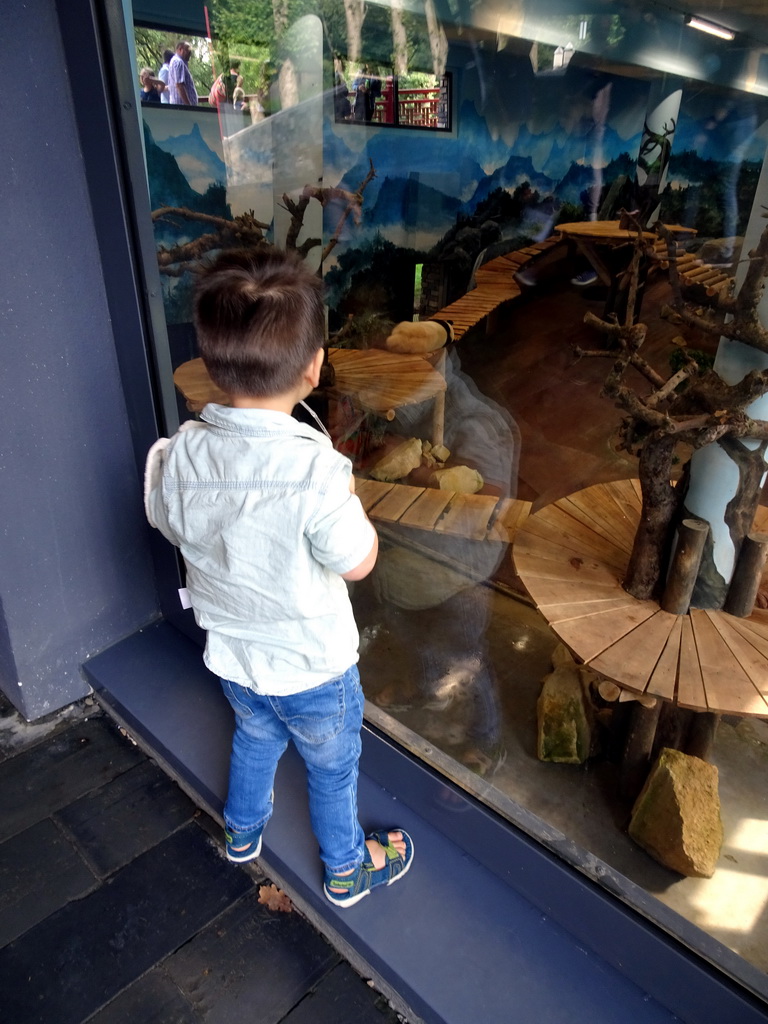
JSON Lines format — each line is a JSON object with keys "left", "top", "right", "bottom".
{"left": 209, "top": 0, "right": 449, "bottom": 93}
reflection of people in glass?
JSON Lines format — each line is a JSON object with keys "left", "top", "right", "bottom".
{"left": 334, "top": 55, "right": 352, "bottom": 121}
{"left": 233, "top": 75, "right": 246, "bottom": 111}
{"left": 139, "top": 68, "right": 165, "bottom": 104}
{"left": 353, "top": 66, "right": 381, "bottom": 122}
{"left": 358, "top": 323, "right": 520, "bottom": 776}
{"left": 157, "top": 49, "right": 173, "bottom": 104}
{"left": 168, "top": 40, "right": 198, "bottom": 106}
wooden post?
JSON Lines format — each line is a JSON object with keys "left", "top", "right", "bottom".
{"left": 431, "top": 348, "right": 447, "bottom": 448}
{"left": 724, "top": 532, "right": 768, "bottom": 617}
{"left": 651, "top": 703, "right": 692, "bottom": 763}
{"left": 620, "top": 699, "right": 661, "bottom": 802}
{"left": 685, "top": 711, "right": 720, "bottom": 761}
{"left": 661, "top": 518, "right": 709, "bottom": 615}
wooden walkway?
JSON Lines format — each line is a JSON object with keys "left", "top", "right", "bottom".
{"left": 431, "top": 231, "right": 734, "bottom": 343}
{"left": 355, "top": 477, "right": 531, "bottom": 544}
{"left": 651, "top": 237, "right": 733, "bottom": 300}
{"left": 432, "top": 239, "right": 559, "bottom": 342}
{"left": 514, "top": 479, "right": 768, "bottom": 718}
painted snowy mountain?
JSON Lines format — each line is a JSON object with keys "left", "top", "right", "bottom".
{"left": 152, "top": 121, "right": 226, "bottom": 191}
{"left": 143, "top": 122, "right": 202, "bottom": 209}
{"left": 142, "top": 121, "right": 229, "bottom": 242}
{"left": 464, "top": 154, "right": 555, "bottom": 211}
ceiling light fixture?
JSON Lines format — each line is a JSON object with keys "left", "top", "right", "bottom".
{"left": 685, "top": 15, "right": 735, "bottom": 41}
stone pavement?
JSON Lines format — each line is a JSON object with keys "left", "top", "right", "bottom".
{"left": 0, "top": 692, "right": 407, "bottom": 1024}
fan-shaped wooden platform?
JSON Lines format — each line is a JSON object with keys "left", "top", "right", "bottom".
{"left": 172, "top": 348, "right": 446, "bottom": 417}
{"left": 327, "top": 347, "right": 445, "bottom": 416}
{"left": 514, "top": 479, "right": 768, "bottom": 717}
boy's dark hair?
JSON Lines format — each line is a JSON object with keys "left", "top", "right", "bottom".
{"left": 194, "top": 247, "right": 324, "bottom": 398}
{"left": 163, "top": 49, "right": 174, "bottom": 63}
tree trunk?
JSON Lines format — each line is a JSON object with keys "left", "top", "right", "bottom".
{"left": 623, "top": 436, "right": 679, "bottom": 600}
{"left": 390, "top": 0, "right": 409, "bottom": 77}
{"left": 343, "top": 0, "right": 366, "bottom": 65}
{"left": 423, "top": 0, "right": 448, "bottom": 78}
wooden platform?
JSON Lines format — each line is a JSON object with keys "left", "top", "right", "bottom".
{"left": 355, "top": 477, "right": 531, "bottom": 544}
{"left": 513, "top": 479, "right": 768, "bottom": 717}
{"left": 173, "top": 348, "right": 445, "bottom": 417}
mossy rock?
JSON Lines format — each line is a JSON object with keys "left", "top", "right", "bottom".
{"left": 629, "top": 747, "right": 723, "bottom": 878}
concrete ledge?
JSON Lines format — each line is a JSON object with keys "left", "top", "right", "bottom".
{"left": 84, "top": 621, "right": 768, "bottom": 1024}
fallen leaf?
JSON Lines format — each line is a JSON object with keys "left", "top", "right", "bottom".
{"left": 258, "top": 883, "right": 293, "bottom": 913}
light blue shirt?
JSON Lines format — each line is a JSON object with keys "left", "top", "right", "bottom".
{"left": 157, "top": 63, "right": 170, "bottom": 103}
{"left": 167, "top": 53, "right": 198, "bottom": 106}
{"left": 144, "top": 405, "right": 376, "bottom": 694}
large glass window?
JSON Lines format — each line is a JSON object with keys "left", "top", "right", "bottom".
{"left": 131, "top": 0, "right": 768, "bottom": 988}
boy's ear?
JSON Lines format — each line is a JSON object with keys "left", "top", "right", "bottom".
{"left": 307, "top": 347, "right": 325, "bottom": 389}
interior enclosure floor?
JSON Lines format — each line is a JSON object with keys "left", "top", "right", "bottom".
{"left": 349, "top": 271, "right": 768, "bottom": 976}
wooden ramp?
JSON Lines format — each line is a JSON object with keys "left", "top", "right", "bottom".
{"left": 433, "top": 238, "right": 559, "bottom": 342}
{"left": 355, "top": 477, "right": 531, "bottom": 544}
{"left": 514, "top": 479, "right": 768, "bottom": 717}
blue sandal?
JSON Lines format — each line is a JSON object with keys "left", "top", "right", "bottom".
{"left": 324, "top": 829, "right": 414, "bottom": 908}
{"left": 225, "top": 824, "right": 264, "bottom": 863}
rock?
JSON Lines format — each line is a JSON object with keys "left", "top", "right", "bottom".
{"left": 537, "top": 644, "right": 593, "bottom": 763}
{"left": 369, "top": 438, "right": 423, "bottom": 481}
{"left": 628, "top": 747, "right": 723, "bottom": 877}
{"left": 429, "top": 465, "right": 484, "bottom": 493}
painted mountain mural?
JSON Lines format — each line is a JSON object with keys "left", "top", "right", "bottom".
{"left": 142, "top": 114, "right": 229, "bottom": 243}
{"left": 141, "top": 114, "right": 231, "bottom": 324}
{"left": 326, "top": 74, "right": 650, "bottom": 260}
{"left": 139, "top": 60, "right": 768, "bottom": 328}
{"left": 153, "top": 121, "right": 227, "bottom": 188}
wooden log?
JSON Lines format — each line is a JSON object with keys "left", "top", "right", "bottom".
{"left": 620, "top": 699, "right": 663, "bottom": 801}
{"left": 597, "top": 679, "right": 621, "bottom": 702}
{"left": 684, "top": 264, "right": 716, "bottom": 282}
{"left": 431, "top": 349, "right": 446, "bottom": 447}
{"left": 685, "top": 711, "right": 720, "bottom": 761}
{"left": 651, "top": 703, "right": 693, "bottom": 763}
{"left": 661, "top": 519, "right": 709, "bottom": 615}
{"left": 724, "top": 532, "right": 768, "bottom": 617}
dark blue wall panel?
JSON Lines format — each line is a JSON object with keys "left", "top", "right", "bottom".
{"left": 0, "top": 3, "right": 159, "bottom": 719}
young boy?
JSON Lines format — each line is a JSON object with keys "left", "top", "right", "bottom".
{"left": 144, "top": 247, "right": 414, "bottom": 907}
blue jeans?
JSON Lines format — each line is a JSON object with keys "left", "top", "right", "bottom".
{"left": 220, "top": 665, "right": 366, "bottom": 874}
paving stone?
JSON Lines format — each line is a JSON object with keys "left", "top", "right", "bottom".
{"left": 281, "top": 962, "right": 404, "bottom": 1024}
{"left": 0, "top": 823, "right": 252, "bottom": 1024}
{"left": 0, "top": 818, "right": 97, "bottom": 946}
{"left": 87, "top": 970, "right": 200, "bottom": 1024}
{"left": 164, "top": 889, "right": 340, "bottom": 1024}
{"left": 55, "top": 760, "right": 197, "bottom": 877}
{"left": 0, "top": 691, "right": 89, "bottom": 763}
{"left": 0, "top": 715, "right": 144, "bottom": 841}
